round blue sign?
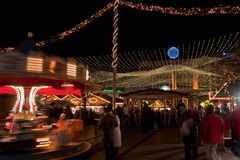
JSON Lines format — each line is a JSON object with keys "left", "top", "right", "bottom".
{"left": 167, "top": 47, "right": 179, "bottom": 60}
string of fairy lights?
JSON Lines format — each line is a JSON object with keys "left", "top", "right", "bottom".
{"left": 76, "top": 32, "right": 240, "bottom": 92}
{"left": 77, "top": 32, "right": 240, "bottom": 72}
{"left": 0, "top": 1, "right": 240, "bottom": 52}
{"left": 0, "top": 1, "right": 239, "bottom": 96}
{"left": 120, "top": 1, "right": 240, "bottom": 16}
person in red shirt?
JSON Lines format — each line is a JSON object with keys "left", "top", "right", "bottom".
{"left": 200, "top": 104, "right": 224, "bottom": 160}
{"left": 231, "top": 106, "right": 240, "bottom": 156}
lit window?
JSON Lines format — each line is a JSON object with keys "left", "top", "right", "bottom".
{"left": 67, "top": 63, "right": 77, "bottom": 77}
{"left": 26, "top": 57, "right": 43, "bottom": 72}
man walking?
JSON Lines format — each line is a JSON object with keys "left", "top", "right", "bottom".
{"left": 98, "top": 105, "right": 118, "bottom": 160}
{"left": 200, "top": 104, "right": 224, "bottom": 160}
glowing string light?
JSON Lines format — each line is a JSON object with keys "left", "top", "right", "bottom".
{"left": 29, "top": 86, "right": 49, "bottom": 113}
{"left": 1, "top": 2, "right": 239, "bottom": 51}
{"left": 120, "top": 1, "right": 240, "bottom": 16}
{"left": 8, "top": 86, "right": 18, "bottom": 113}
{"left": 12, "top": 86, "right": 25, "bottom": 113}
{"left": 112, "top": 0, "right": 120, "bottom": 108}
{"left": 0, "top": 3, "right": 114, "bottom": 52}
{"left": 36, "top": 3, "right": 114, "bottom": 47}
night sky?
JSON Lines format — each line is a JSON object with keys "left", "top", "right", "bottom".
{"left": 0, "top": 0, "right": 239, "bottom": 57}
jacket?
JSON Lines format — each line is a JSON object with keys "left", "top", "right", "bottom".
{"left": 199, "top": 113, "right": 224, "bottom": 144}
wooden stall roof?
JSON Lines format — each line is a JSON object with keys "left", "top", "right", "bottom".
{"left": 93, "top": 93, "right": 123, "bottom": 104}
{"left": 121, "top": 88, "right": 190, "bottom": 100}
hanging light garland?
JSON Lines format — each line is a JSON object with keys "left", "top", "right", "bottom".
{"left": 0, "top": 1, "right": 239, "bottom": 52}
{"left": 36, "top": 2, "right": 114, "bottom": 47}
{"left": 0, "top": 3, "right": 114, "bottom": 52}
{"left": 77, "top": 32, "right": 240, "bottom": 73}
{"left": 120, "top": 1, "right": 240, "bottom": 15}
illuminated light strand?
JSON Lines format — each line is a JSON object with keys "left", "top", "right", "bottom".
{"left": 118, "top": 53, "right": 134, "bottom": 72}
{"left": 152, "top": 49, "right": 160, "bottom": 69}
{"left": 36, "top": 3, "right": 114, "bottom": 47}
{"left": 112, "top": 0, "right": 120, "bottom": 108}
{"left": 14, "top": 86, "right": 25, "bottom": 113}
{"left": 158, "top": 48, "right": 166, "bottom": 67}
{"left": 76, "top": 32, "right": 240, "bottom": 92}
{"left": 29, "top": 86, "right": 49, "bottom": 113}
{"left": 192, "top": 40, "right": 201, "bottom": 67}
{"left": 8, "top": 86, "right": 23, "bottom": 113}
{"left": 189, "top": 41, "right": 196, "bottom": 66}
{"left": 122, "top": 52, "right": 140, "bottom": 72}
{"left": 86, "top": 33, "right": 240, "bottom": 92}
{"left": 79, "top": 32, "right": 240, "bottom": 73}
{"left": 217, "top": 35, "right": 232, "bottom": 57}
{"left": 0, "top": 3, "right": 114, "bottom": 52}
{"left": 1, "top": 2, "right": 239, "bottom": 52}
{"left": 92, "top": 64, "right": 217, "bottom": 83}
{"left": 8, "top": 86, "right": 19, "bottom": 113}
{"left": 120, "top": 1, "right": 240, "bottom": 16}
{"left": 227, "top": 32, "right": 240, "bottom": 52}
{"left": 138, "top": 51, "right": 148, "bottom": 70}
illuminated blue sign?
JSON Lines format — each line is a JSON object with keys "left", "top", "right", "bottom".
{"left": 167, "top": 47, "right": 179, "bottom": 60}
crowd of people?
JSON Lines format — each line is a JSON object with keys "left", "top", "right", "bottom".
{"left": 97, "top": 101, "right": 240, "bottom": 160}
{"left": 178, "top": 102, "right": 240, "bottom": 160}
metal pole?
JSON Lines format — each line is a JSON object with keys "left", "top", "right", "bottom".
{"left": 112, "top": 0, "right": 119, "bottom": 109}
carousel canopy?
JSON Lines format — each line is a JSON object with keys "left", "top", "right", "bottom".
{"left": 0, "top": 86, "right": 16, "bottom": 95}
{"left": 37, "top": 86, "right": 82, "bottom": 96}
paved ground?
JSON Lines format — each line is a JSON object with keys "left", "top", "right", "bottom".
{"left": 74, "top": 125, "right": 240, "bottom": 160}
{"left": 120, "top": 128, "right": 239, "bottom": 160}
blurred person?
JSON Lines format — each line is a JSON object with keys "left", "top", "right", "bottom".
{"left": 178, "top": 102, "right": 187, "bottom": 125}
{"left": 116, "top": 105, "right": 123, "bottom": 126}
{"left": 200, "top": 104, "right": 224, "bottom": 160}
{"left": 64, "top": 105, "right": 73, "bottom": 119}
{"left": 98, "top": 105, "right": 118, "bottom": 160}
{"left": 141, "top": 102, "right": 152, "bottom": 134}
{"left": 49, "top": 113, "right": 70, "bottom": 149}
{"left": 112, "top": 110, "right": 122, "bottom": 160}
{"left": 180, "top": 109, "right": 198, "bottom": 160}
{"left": 219, "top": 105, "right": 231, "bottom": 150}
{"left": 3, "top": 114, "right": 14, "bottom": 133}
{"left": 122, "top": 104, "right": 130, "bottom": 128}
{"left": 49, "top": 102, "right": 59, "bottom": 122}
{"left": 231, "top": 105, "right": 240, "bottom": 156}
{"left": 57, "top": 113, "right": 70, "bottom": 131}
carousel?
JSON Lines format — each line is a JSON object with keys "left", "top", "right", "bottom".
{"left": 0, "top": 35, "right": 101, "bottom": 158}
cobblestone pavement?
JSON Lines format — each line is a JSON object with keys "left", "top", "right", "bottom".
{"left": 73, "top": 126, "right": 240, "bottom": 160}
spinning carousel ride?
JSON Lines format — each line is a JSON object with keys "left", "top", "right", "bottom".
{"left": 0, "top": 35, "right": 100, "bottom": 158}
{"left": 0, "top": 35, "right": 101, "bottom": 116}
